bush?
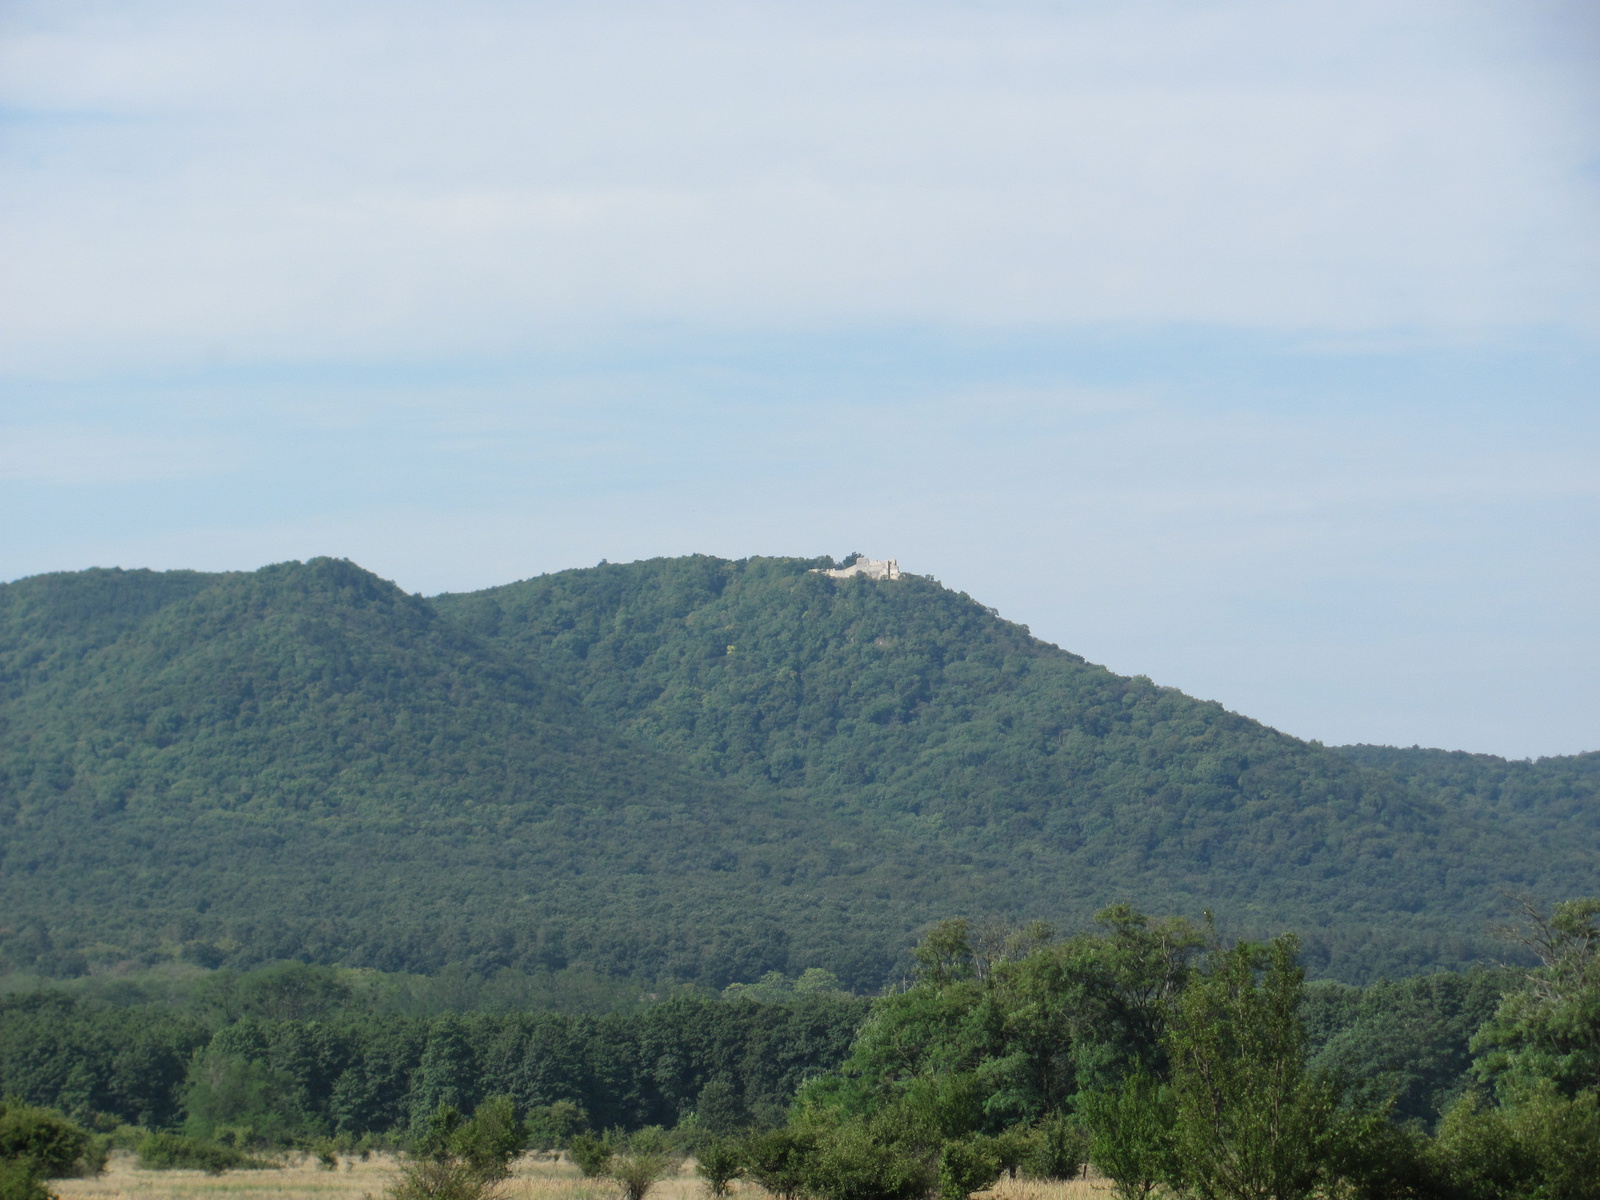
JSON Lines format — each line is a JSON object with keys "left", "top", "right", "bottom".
{"left": 135, "top": 1132, "right": 269, "bottom": 1174}
{"left": 738, "top": 1127, "right": 816, "bottom": 1200}
{"left": 568, "top": 1134, "right": 613, "bottom": 1178}
{"left": 626, "top": 1127, "right": 677, "bottom": 1158}
{"left": 799, "top": 1120, "right": 933, "bottom": 1200}
{"left": 0, "top": 1103, "right": 96, "bottom": 1180}
{"left": 938, "top": 1137, "right": 1003, "bottom": 1200}
{"left": 694, "top": 1138, "right": 745, "bottom": 1198}
{"left": 1080, "top": 1076, "right": 1178, "bottom": 1200}
{"left": 608, "top": 1151, "right": 674, "bottom": 1200}
{"left": 411, "top": 1098, "right": 526, "bottom": 1181}
{"left": 1019, "top": 1115, "right": 1086, "bottom": 1182}
{"left": 452, "top": 1098, "right": 526, "bottom": 1181}
{"left": 0, "top": 1160, "right": 50, "bottom": 1200}
{"left": 387, "top": 1157, "right": 500, "bottom": 1200}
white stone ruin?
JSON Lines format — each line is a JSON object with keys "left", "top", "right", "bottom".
{"left": 814, "top": 557, "right": 901, "bottom": 581}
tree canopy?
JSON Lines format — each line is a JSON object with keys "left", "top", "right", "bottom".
{"left": 1, "top": 554, "right": 1595, "bottom": 988}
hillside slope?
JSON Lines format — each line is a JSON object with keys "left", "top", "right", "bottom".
{"left": 0, "top": 559, "right": 947, "bottom": 986}
{"left": 433, "top": 555, "right": 1598, "bottom": 973}
{"left": 2, "top": 554, "right": 1595, "bottom": 987}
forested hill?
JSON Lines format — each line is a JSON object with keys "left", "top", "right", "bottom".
{"left": 2, "top": 555, "right": 1595, "bottom": 990}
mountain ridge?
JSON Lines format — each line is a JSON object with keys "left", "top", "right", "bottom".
{"left": 1, "top": 554, "right": 1594, "bottom": 987}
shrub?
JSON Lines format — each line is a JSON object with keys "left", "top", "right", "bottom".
{"left": 135, "top": 1132, "right": 269, "bottom": 1174}
{"left": 452, "top": 1098, "right": 525, "bottom": 1181}
{"left": 738, "top": 1127, "right": 816, "bottom": 1200}
{"left": 568, "top": 1134, "right": 613, "bottom": 1178}
{"left": 801, "top": 1122, "right": 933, "bottom": 1200}
{"left": 626, "top": 1127, "right": 676, "bottom": 1157}
{"left": 0, "top": 1103, "right": 95, "bottom": 1180}
{"left": 387, "top": 1157, "right": 499, "bottom": 1200}
{"left": 694, "top": 1138, "right": 745, "bottom": 1198}
{"left": 411, "top": 1098, "right": 526, "bottom": 1181}
{"left": 608, "top": 1151, "right": 674, "bottom": 1200}
{"left": 1019, "top": 1115, "right": 1086, "bottom": 1182}
{"left": 1080, "top": 1076, "right": 1178, "bottom": 1200}
{"left": 0, "top": 1160, "right": 50, "bottom": 1200}
{"left": 938, "top": 1137, "right": 1003, "bottom": 1200}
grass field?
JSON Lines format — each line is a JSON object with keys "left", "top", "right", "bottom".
{"left": 54, "top": 1153, "right": 1111, "bottom": 1200}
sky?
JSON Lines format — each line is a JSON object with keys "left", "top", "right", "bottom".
{"left": 2, "top": 0, "right": 1597, "bottom": 759}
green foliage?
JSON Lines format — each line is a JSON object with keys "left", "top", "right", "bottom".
{"left": 134, "top": 1131, "right": 269, "bottom": 1173}
{"left": 182, "top": 1040, "right": 311, "bottom": 1145}
{"left": 0, "top": 992, "right": 207, "bottom": 1130}
{"left": 913, "top": 922, "right": 979, "bottom": 987}
{"left": 523, "top": 1102, "right": 586, "bottom": 1152}
{"left": 1503, "top": 1087, "right": 1600, "bottom": 1200}
{"left": 1426, "top": 1086, "right": 1600, "bottom": 1200}
{"left": 2, "top": 556, "right": 1595, "bottom": 990}
{"left": 737, "top": 1127, "right": 816, "bottom": 1200}
{"left": 1080, "top": 1075, "right": 1176, "bottom": 1200}
{"left": 691, "top": 1078, "right": 748, "bottom": 1136}
{"left": 410, "top": 1098, "right": 525, "bottom": 1180}
{"left": 938, "top": 1136, "right": 1003, "bottom": 1200}
{"left": 692, "top": 1138, "right": 745, "bottom": 1197}
{"left": 607, "top": 1146, "right": 677, "bottom": 1200}
{"left": 624, "top": 1127, "right": 675, "bottom": 1157}
{"left": 794, "top": 1117, "right": 934, "bottom": 1200}
{"left": 1473, "top": 898, "right": 1600, "bottom": 1100}
{"left": 0, "top": 1160, "right": 51, "bottom": 1200}
{"left": 0, "top": 989, "right": 865, "bottom": 1145}
{"left": 567, "top": 1134, "right": 612, "bottom": 1178}
{"left": 1303, "top": 967, "right": 1511, "bottom": 1125}
{"left": 0, "top": 1104, "right": 96, "bottom": 1181}
{"left": 808, "top": 907, "right": 1205, "bottom": 1136}
{"left": 1165, "top": 936, "right": 1382, "bottom": 1200}
{"left": 1016, "top": 1114, "right": 1085, "bottom": 1181}
{"left": 386, "top": 1157, "right": 500, "bottom": 1200}
{"left": 1430, "top": 1091, "right": 1539, "bottom": 1200}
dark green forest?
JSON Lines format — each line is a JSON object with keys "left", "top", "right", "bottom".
{"left": 1, "top": 553, "right": 1596, "bottom": 989}
{"left": 5, "top": 902, "right": 1598, "bottom": 1200}
{"left": 0, "top": 965, "right": 868, "bottom": 1138}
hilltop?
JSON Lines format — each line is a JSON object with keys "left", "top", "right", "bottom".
{"left": 1, "top": 554, "right": 1594, "bottom": 989}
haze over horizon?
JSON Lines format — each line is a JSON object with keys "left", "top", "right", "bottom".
{"left": 3, "top": 0, "right": 1597, "bottom": 759}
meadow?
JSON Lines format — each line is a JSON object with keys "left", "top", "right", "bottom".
{"left": 54, "top": 1154, "right": 1108, "bottom": 1200}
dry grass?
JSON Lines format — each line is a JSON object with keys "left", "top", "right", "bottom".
{"left": 55, "top": 1152, "right": 1112, "bottom": 1200}
{"left": 989, "top": 1174, "right": 1111, "bottom": 1200}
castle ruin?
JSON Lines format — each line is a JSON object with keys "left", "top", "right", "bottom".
{"left": 814, "top": 556, "right": 902, "bottom": 581}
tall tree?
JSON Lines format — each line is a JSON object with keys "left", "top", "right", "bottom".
{"left": 1164, "top": 936, "right": 1370, "bottom": 1200}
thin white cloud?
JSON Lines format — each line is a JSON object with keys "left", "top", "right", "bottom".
{"left": 2, "top": 0, "right": 1596, "bottom": 372}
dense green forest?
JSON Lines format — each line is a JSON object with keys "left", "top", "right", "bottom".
{"left": 5, "top": 904, "right": 1596, "bottom": 1200}
{"left": 1, "top": 553, "right": 1596, "bottom": 988}
{"left": 0, "top": 927, "right": 1528, "bottom": 1142}
{"left": 0, "top": 963, "right": 868, "bottom": 1137}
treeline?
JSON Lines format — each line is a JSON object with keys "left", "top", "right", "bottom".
{"left": 725, "top": 900, "right": 1599, "bottom": 1200}
{"left": 0, "top": 984, "right": 867, "bottom": 1141}
{"left": 6, "top": 901, "right": 1600, "bottom": 1198}
{"left": 0, "top": 944, "right": 1510, "bottom": 1148}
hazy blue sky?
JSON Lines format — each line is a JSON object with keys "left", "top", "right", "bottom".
{"left": 3, "top": 1, "right": 1596, "bottom": 758}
